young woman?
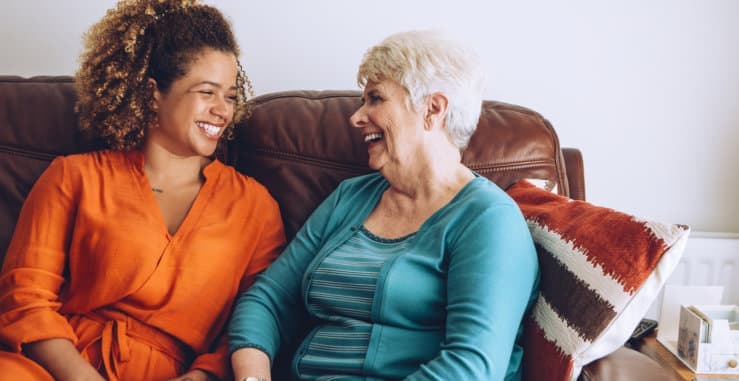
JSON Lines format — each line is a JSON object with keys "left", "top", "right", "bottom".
{"left": 0, "top": 1, "right": 284, "bottom": 380}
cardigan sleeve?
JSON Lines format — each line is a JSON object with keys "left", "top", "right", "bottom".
{"left": 0, "top": 157, "right": 79, "bottom": 352}
{"left": 405, "top": 203, "right": 539, "bottom": 381}
{"left": 190, "top": 193, "right": 286, "bottom": 380}
{"left": 228, "top": 182, "right": 344, "bottom": 361}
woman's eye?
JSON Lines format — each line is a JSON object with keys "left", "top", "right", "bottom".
{"left": 227, "top": 95, "right": 238, "bottom": 103}
{"left": 361, "top": 91, "right": 382, "bottom": 105}
{"left": 199, "top": 90, "right": 214, "bottom": 95}
{"left": 366, "top": 91, "right": 383, "bottom": 102}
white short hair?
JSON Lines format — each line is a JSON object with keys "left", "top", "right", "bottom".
{"left": 357, "top": 30, "right": 487, "bottom": 150}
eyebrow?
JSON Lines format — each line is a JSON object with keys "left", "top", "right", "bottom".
{"left": 193, "top": 81, "right": 238, "bottom": 91}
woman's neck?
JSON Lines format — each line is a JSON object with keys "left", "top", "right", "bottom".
{"left": 382, "top": 139, "right": 472, "bottom": 201}
{"left": 372, "top": 159, "right": 474, "bottom": 237}
{"left": 141, "top": 141, "right": 210, "bottom": 190}
{"left": 382, "top": 150, "right": 474, "bottom": 214}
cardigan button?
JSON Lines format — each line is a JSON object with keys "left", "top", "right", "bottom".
{"left": 729, "top": 359, "right": 737, "bottom": 368}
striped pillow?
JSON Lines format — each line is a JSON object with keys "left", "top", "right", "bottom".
{"left": 507, "top": 180, "right": 689, "bottom": 381}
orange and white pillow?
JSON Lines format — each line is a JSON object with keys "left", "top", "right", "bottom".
{"left": 507, "top": 180, "right": 689, "bottom": 381}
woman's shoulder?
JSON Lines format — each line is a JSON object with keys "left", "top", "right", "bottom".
{"left": 48, "top": 149, "right": 128, "bottom": 176}
{"left": 214, "top": 162, "right": 278, "bottom": 204}
{"left": 459, "top": 176, "right": 518, "bottom": 209}
{"left": 30, "top": 151, "right": 130, "bottom": 197}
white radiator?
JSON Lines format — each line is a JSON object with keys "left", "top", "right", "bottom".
{"left": 646, "top": 232, "right": 739, "bottom": 320}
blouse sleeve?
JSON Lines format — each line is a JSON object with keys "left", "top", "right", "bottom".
{"left": 227, "top": 183, "right": 345, "bottom": 361}
{"left": 189, "top": 193, "right": 287, "bottom": 379}
{"left": 0, "top": 157, "right": 79, "bottom": 352}
{"left": 405, "top": 203, "right": 539, "bottom": 381}
{"left": 238, "top": 195, "right": 287, "bottom": 289}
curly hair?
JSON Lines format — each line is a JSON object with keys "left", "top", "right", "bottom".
{"left": 75, "top": 0, "right": 253, "bottom": 151}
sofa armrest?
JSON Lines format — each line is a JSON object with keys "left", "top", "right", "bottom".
{"left": 562, "top": 147, "right": 586, "bottom": 201}
{"left": 578, "top": 347, "right": 675, "bottom": 381}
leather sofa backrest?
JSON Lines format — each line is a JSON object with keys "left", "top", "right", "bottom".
{"left": 230, "top": 90, "right": 571, "bottom": 240}
{"left": 1, "top": 77, "right": 98, "bottom": 260}
{"left": 0, "top": 76, "right": 574, "bottom": 256}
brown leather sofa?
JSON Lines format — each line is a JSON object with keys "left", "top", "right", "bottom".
{"left": 0, "top": 76, "right": 674, "bottom": 380}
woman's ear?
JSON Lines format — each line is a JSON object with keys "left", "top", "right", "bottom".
{"left": 424, "top": 92, "right": 449, "bottom": 130}
{"left": 148, "top": 78, "right": 161, "bottom": 111}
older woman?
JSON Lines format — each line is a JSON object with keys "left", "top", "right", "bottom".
{"left": 229, "top": 31, "right": 538, "bottom": 381}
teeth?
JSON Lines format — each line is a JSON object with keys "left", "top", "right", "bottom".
{"left": 364, "top": 133, "right": 383, "bottom": 143}
{"left": 196, "top": 122, "right": 222, "bottom": 136}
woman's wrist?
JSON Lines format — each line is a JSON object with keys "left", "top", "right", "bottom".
{"left": 231, "top": 347, "right": 271, "bottom": 381}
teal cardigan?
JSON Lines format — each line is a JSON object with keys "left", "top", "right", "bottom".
{"left": 228, "top": 173, "right": 539, "bottom": 380}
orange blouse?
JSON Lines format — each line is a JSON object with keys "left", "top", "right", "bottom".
{"left": 0, "top": 150, "right": 285, "bottom": 380}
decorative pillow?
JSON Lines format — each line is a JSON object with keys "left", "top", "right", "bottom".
{"left": 506, "top": 180, "right": 689, "bottom": 381}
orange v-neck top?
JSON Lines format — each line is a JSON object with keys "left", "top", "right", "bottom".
{"left": 0, "top": 150, "right": 286, "bottom": 380}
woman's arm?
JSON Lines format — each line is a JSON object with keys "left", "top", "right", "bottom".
{"left": 23, "top": 339, "right": 104, "bottom": 381}
{"left": 228, "top": 182, "right": 346, "bottom": 367}
{"left": 0, "top": 158, "right": 91, "bottom": 379}
{"left": 405, "top": 203, "right": 539, "bottom": 380}
{"left": 188, "top": 194, "right": 286, "bottom": 380}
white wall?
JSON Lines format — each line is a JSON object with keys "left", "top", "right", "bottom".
{"left": 2, "top": 0, "right": 738, "bottom": 233}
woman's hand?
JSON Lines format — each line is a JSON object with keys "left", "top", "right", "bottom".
{"left": 166, "top": 369, "right": 214, "bottom": 381}
{"left": 231, "top": 347, "right": 271, "bottom": 381}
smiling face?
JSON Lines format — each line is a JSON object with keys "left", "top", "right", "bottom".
{"left": 148, "top": 48, "right": 238, "bottom": 158}
{"left": 350, "top": 79, "right": 426, "bottom": 172}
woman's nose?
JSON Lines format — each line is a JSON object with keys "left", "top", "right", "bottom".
{"left": 212, "top": 96, "right": 230, "bottom": 121}
{"left": 350, "top": 106, "right": 366, "bottom": 128}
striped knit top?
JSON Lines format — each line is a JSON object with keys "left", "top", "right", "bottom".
{"left": 298, "top": 226, "right": 415, "bottom": 380}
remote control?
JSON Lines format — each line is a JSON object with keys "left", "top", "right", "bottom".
{"left": 629, "top": 318, "right": 658, "bottom": 342}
